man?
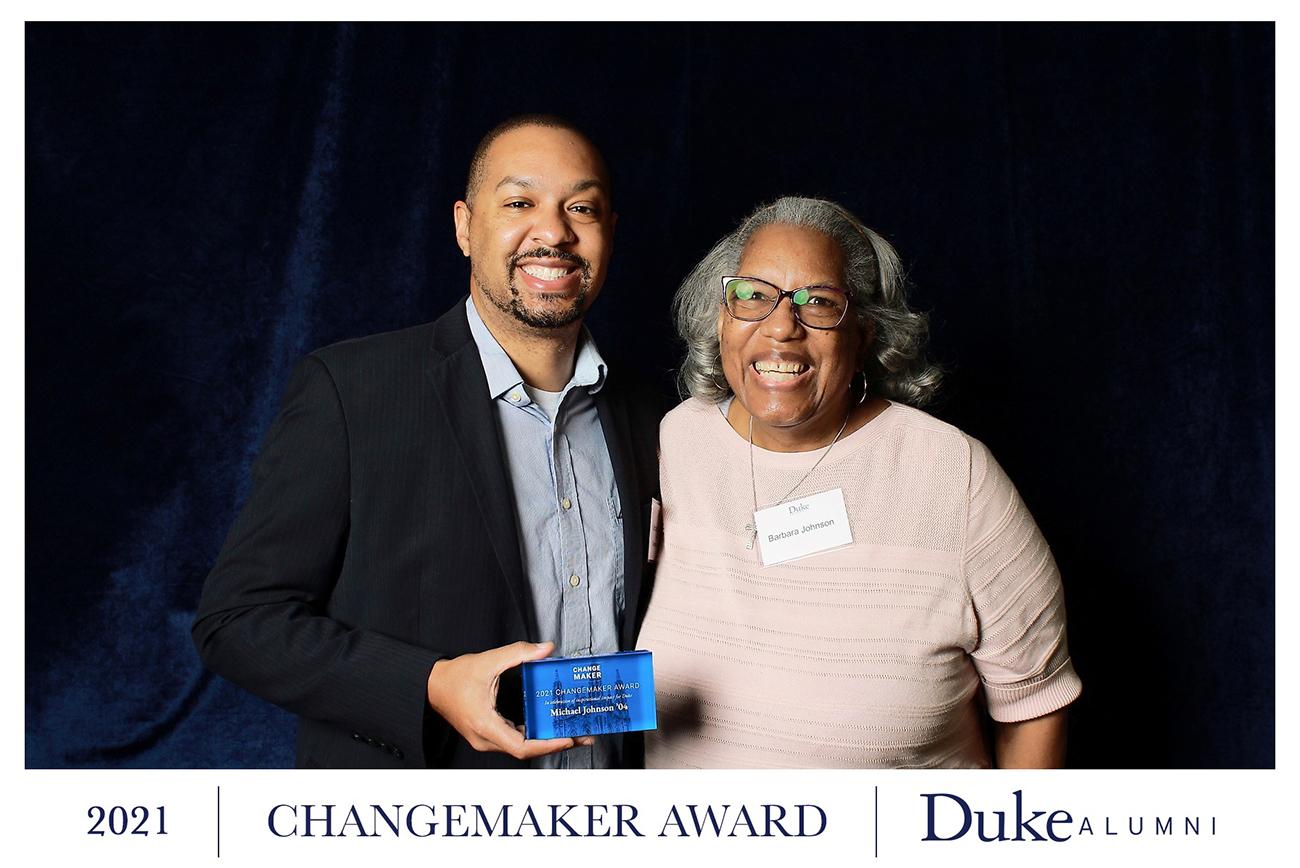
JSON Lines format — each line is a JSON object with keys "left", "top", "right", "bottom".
{"left": 193, "top": 115, "right": 662, "bottom": 769}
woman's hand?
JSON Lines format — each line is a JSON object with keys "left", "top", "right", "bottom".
{"left": 993, "top": 708, "right": 1069, "bottom": 768}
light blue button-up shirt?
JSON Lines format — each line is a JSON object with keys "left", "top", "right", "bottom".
{"left": 465, "top": 296, "right": 624, "bottom": 769}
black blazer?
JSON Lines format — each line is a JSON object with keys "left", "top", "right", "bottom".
{"left": 193, "top": 302, "right": 663, "bottom": 768}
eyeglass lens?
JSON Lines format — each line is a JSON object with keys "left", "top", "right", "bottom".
{"left": 725, "top": 277, "right": 847, "bottom": 328}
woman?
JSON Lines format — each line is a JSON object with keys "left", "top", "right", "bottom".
{"left": 638, "top": 197, "right": 1081, "bottom": 768}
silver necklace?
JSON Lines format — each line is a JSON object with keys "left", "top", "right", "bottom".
{"left": 743, "top": 409, "right": 851, "bottom": 550}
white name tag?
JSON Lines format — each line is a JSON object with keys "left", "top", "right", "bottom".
{"left": 753, "top": 488, "right": 853, "bottom": 566}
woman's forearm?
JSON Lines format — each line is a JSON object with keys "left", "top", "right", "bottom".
{"left": 993, "top": 708, "right": 1069, "bottom": 768}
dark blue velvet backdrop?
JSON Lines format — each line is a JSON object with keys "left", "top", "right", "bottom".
{"left": 25, "top": 22, "right": 1274, "bottom": 768}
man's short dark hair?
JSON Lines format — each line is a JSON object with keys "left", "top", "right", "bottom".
{"left": 464, "top": 114, "right": 605, "bottom": 204}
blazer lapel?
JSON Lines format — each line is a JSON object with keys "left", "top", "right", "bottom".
{"left": 425, "top": 305, "right": 538, "bottom": 641}
{"left": 596, "top": 378, "right": 645, "bottom": 649}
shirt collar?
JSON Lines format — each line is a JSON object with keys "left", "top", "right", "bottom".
{"left": 465, "top": 295, "right": 607, "bottom": 400}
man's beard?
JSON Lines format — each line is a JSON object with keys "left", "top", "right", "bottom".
{"left": 474, "top": 247, "right": 592, "bottom": 329}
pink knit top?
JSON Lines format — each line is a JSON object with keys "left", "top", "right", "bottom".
{"left": 637, "top": 398, "right": 1081, "bottom": 768}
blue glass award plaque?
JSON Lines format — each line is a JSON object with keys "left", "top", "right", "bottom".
{"left": 521, "top": 650, "right": 656, "bottom": 739}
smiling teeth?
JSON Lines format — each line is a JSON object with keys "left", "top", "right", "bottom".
{"left": 752, "top": 361, "right": 808, "bottom": 383}
{"left": 754, "top": 361, "right": 808, "bottom": 374}
{"left": 520, "top": 265, "right": 574, "bottom": 280}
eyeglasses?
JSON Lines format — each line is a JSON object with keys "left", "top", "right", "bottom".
{"left": 721, "top": 275, "right": 853, "bottom": 330}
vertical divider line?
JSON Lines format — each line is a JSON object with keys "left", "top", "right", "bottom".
{"left": 874, "top": 784, "right": 878, "bottom": 858}
{"left": 217, "top": 785, "right": 221, "bottom": 859}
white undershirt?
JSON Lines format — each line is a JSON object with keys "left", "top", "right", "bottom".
{"left": 522, "top": 383, "right": 565, "bottom": 422}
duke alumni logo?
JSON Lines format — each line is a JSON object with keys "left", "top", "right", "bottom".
{"left": 921, "top": 790, "right": 1216, "bottom": 843}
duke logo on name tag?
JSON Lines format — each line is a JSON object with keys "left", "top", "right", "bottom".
{"left": 753, "top": 487, "right": 853, "bottom": 566}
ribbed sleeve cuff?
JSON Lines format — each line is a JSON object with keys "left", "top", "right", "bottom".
{"left": 983, "top": 657, "right": 1083, "bottom": 723}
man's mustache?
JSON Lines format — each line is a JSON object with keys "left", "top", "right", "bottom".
{"left": 510, "top": 247, "right": 590, "bottom": 271}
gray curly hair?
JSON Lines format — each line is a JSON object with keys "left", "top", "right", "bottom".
{"left": 672, "top": 196, "right": 942, "bottom": 407}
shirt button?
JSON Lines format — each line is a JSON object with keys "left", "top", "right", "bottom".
{"left": 509, "top": 392, "right": 521, "bottom": 402}
{"left": 561, "top": 497, "right": 572, "bottom": 510}
{"left": 569, "top": 574, "right": 581, "bottom": 587}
